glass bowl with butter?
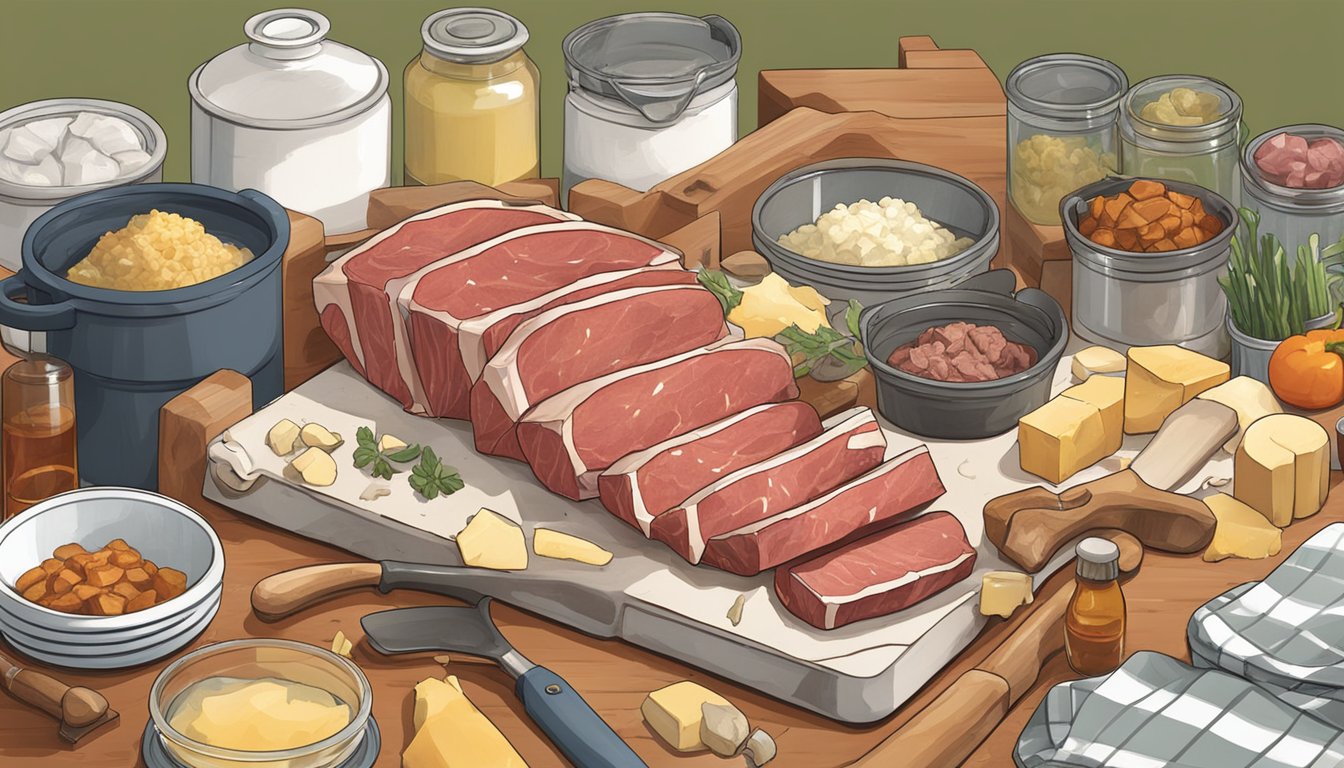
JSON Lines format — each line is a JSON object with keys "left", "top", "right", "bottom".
{"left": 149, "top": 639, "right": 373, "bottom": 768}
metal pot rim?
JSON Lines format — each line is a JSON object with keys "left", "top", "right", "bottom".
{"left": 1240, "top": 123, "right": 1344, "bottom": 209}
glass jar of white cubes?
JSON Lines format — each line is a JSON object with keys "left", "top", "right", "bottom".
{"left": 0, "top": 99, "right": 166, "bottom": 271}
{"left": 1006, "top": 54, "right": 1128, "bottom": 226}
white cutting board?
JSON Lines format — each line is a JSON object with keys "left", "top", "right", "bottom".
{"left": 204, "top": 349, "right": 1231, "bottom": 723}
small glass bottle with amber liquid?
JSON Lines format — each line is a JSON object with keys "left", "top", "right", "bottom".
{"left": 1065, "top": 537, "right": 1126, "bottom": 677}
{"left": 2, "top": 356, "right": 78, "bottom": 519}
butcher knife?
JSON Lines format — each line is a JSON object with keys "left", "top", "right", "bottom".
{"left": 362, "top": 600, "right": 647, "bottom": 768}
{"left": 984, "top": 398, "right": 1237, "bottom": 572}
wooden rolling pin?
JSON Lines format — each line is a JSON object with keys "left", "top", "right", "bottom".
{"left": 847, "top": 532, "right": 1142, "bottom": 768}
{"left": 0, "top": 649, "right": 118, "bottom": 743}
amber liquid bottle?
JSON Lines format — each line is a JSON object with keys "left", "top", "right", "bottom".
{"left": 1064, "top": 537, "right": 1126, "bottom": 677}
{"left": 2, "top": 356, "right": 78, "bottom": 519}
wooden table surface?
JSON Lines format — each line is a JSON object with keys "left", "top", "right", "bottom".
{"left": 4, "top": 362, "right": 1341, "bottom": 767}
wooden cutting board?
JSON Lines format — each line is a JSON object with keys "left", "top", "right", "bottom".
{"left": 570, "top": 36, "right": 1007, "bottom": 265}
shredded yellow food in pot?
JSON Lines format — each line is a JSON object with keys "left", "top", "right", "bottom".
{"left": 66, "top": 209, "right": 254, "bottom": 291}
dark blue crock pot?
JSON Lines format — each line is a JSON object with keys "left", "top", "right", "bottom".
{"left": 0, "top": 183, "right": 287, "bottom": 490}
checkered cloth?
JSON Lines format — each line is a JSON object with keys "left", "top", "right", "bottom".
{"left": 1014, "top": 652, "right": 1344, "bottom": 767}
{"left": 1189, "top": 524, "right": 1344, "bottom": 729}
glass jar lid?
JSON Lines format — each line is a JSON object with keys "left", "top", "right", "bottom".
{"left": 422, "top": 8, "right": 529, "bottom": 64}
{"left": 1005, "top": 54, "right": 1128, "bottom": 121}
{"left": 1123, "top": 75, "right": 1242, "bottom": 142}
{"left": 562, "top": 13, "right": 741, "bottom": 125}
{"left": 1241, "top": 124, "right": 1344, "bottom": 206}
{"left": 189, "top": 8, "right": 389, "bottom": 129}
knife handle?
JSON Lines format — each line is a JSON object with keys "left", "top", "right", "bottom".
{"left": 517, "top": 666, "right": 647, "bottom": 768}
{"left": 251, "top": 563, "right": 383, "bottom": 622}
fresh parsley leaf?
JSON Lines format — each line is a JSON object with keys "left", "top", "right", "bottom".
{"left": 352, "top": 426, "right": 422, "bottom": 480}
{"left": 386, "top": 443, "right": 423, "bottom": 463}
{"left": 408, "top": 446, "right": 465, "bottom": 500}
{"left": 845, "top": 299, "right": 864, "bottom": 341}
{"left": 696, "top": 269, "right": 743, "bottom": 315}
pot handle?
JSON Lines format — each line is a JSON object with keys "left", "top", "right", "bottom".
{"left": 955, "top": 269, "right": 1018, "bottom": 297}
{"left": 0, "top": 275, "right": 76, "bottom": 331}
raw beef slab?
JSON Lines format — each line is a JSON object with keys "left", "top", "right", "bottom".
{"left": 598, "top": 402, "right": 824, "bottom": 534}
{"left": 313, "top": 200, "right": 575, "bottom": 411}
{"left": 397, "top": 221, "right": 681, "bottom": 419}
{"left": 456, "top": 265, "right": 696, "bottom": 383}
{"left": 702, "top": 445, "right": 945, "bottom": 575}
{"left": 517, "top": 337, "right": 799, "bottom": 500}
{"left": 472, "top": 284, "right": 729, "bottom": 461}
{"left": 775, "top": 511, "right": 975, "bottom": 630}
{"left": 650, "top": 408, "right": 887, "bottom": 566}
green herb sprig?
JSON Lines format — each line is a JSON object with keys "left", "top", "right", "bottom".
{"left": 409, "top": 447, "right": 465, "bottom": 500}
{"left": 696, "top": 269, "right": 743, "bottom": 314}
{"left": 1219, "top": 208, "right": 1344, "bottom": 342}
{"left": 776, "top": 321, "right": 867, "bottom": 378}
{"left": 352, "top": 426, "right": 422, "bottom": 480}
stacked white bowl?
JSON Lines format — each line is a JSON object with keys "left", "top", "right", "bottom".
{"left": 0, "top": 487, "right": 225, "bottom": 669}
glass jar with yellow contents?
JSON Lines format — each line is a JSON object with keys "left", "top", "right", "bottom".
{"left": 404, "top": 9, "right": 539, "bottom": 186}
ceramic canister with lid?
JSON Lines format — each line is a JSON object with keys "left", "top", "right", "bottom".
{"left": 561, "top": 12, "right": 742, "bottom": 203}
{"left": 404, "top": 8, "right": 540, "bottom": 187}
{"left": 189, "top": 8, "right": 391, "bottom": 235}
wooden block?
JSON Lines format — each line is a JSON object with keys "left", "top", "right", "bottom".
{"left": 1004, "top": 202, "right": 1069, "bottom": 287}
{"left": 158, "top": 370, "right": 253, "bottom": 511}
{"left": 497, "top": 178, "right": 560, "bottom": 208}
{"left": 758, "top": 68, "right": 1005, "bottom": 124}
{"left": 1039, "top": 260, "right": 1073, "bottom": 322}
{"left": 896, "top": 35, "right": 939, "bottom": 67}
{"left": 365, "top": 179, "right": 561, "bottom": 232}
{"left": 282, "top": 210, "right": 339, "bottom": 391}
{"left": 572, "top": 107, "right": 1005, "bottom": 257}
{"left": 902, "top": 49, "right": 990, "bottom": 70}
{"left": 796, "top": 367, "right": 875, "bottom": 420}
{"left": 662, "top": 211, "right": 721, "bottom": 270}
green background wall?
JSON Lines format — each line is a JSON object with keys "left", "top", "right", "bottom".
{"left": 5, "top": 0, "right": 1342, "bottom": 184}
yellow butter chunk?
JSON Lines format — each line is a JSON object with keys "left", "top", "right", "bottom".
{"left": 1195, "top": 376, "right": 1282, "bottom": 453}
{"left": 1123, "top": 346, "right": 1229, "bottom": 434}
{"left": 167, "top": 676, "right": 351, "bottom": 752}
{"left": 642, "top": 681, "right": 732, "bottom": 752}
{"left": 979, "top": 571, "right": 1034, "bottom": 618}
{"left": 533, "top": 529, "right": 613, "bottom": 566}
{"left": 66, "top": 209, "right": 254, "bottom": 291}
{"left": 1234, "top": 414, "right": 1330, "bottom": 527}
{"left": 331, "top": 630, "right": 353, "bottom": 659}
{"left": 727, "top": 273, "right": 828, "bottom": 338}
{"left": 456, "top": 509, "right": 528, "bottom": 570}
{"left": 404, "top": 676, "right": 528, "bottom": 768}
{"left": 1203, "top": 493, "right": 1283, "bottom": 562}
{"left": 1070, "top": 346, "right": 1126, "bottom": 381}
{"left": 1018, "top": 376, "right": 1124, "bottom": 484}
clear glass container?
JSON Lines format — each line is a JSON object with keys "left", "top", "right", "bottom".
{"left": 404, "top": 9, "right": 539, "bottom": 187}
{"left": 2, "top": 356, "right": 77, "bottom": 520}
{"left": 1241, "top": 124, "right": 1344, "bottom": 252}
{"left": 149, "top": 639, "right": 373, "bottom": 768}
{"left": 1121, "top": 75, "right": 1244, "bottom": 206}
{"left": 1006, "top": 54, "right": 1127, "bottom": 226}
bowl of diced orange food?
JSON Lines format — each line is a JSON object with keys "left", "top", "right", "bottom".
{"left": 0, "top": 487, "right": 224, "bottom": 669}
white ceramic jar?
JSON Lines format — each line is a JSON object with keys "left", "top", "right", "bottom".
{"left": 189, "top": 8, "right": 391, "bottom": 235}
{"left": 561, "top": 13, "right": 741, "bottom": 203}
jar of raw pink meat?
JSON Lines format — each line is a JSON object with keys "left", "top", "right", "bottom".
{"left": 1241, "top": 124, "right": 1344, "bottom": 252}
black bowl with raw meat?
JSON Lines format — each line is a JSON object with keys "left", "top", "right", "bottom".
{"left": 860, "top": 270, "right": 1068, "bottom": 439}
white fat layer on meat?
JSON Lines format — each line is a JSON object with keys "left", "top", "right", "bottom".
{"left": 796, "top": 550, "right": 976, "bottom": 630}
{"left": 599, "top": 403, "right": 792, "bottom": 535}
{"left": 708, "top": 445, "right": 929, "bottom": 540}
{"left": 312, "top": 200, "right": 575, "bottom": 410}
{"left": 677, "top": 407, "right": 880, "bottom": 563}
{"left": 480, "top": 283, "right": 718, "bottom": 421}
{"left": 456, "top": 264, "right": 685, "bottom": 381}
{"left": 391, "top": 220, "right": 677, "bottom": 412}
{"left": 847, "top": 430, "right": 886, "bottom": 451}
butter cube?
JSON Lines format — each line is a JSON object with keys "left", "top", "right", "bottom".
{"left": 1195, "top": 376, "right": 1282, "bottom": 453}
{"left": 642, "top": 681, "right": 731, "bottom": 752}
{"left": 1234, "top": 414, "right": 1330, "bottom": 527}
{"left": 1071, "top": 345, "right": 1126, "bottom": 381}
{"left": 1017, "top": 376, "right": 1123, "bottom": 484}
{"left": 1123, "top": 345, "right": 1229, "bottom": 434}
{"left": 979, "top": 571, "right": 1034, "bottom": 618}
{"left": 1203, "top": 493, "right": 1283, "bottom": 562}
{"left": 266, "top": 418, "right": 302, "bottom": 455}
{"left": 405, "top": 676, "right": 528, "bottom": 768}
{"left": 457, "top": 509, "right": 528, "bottom": 570}
{"left": 533, "top": 529, "right": 613, "bottom": 566}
